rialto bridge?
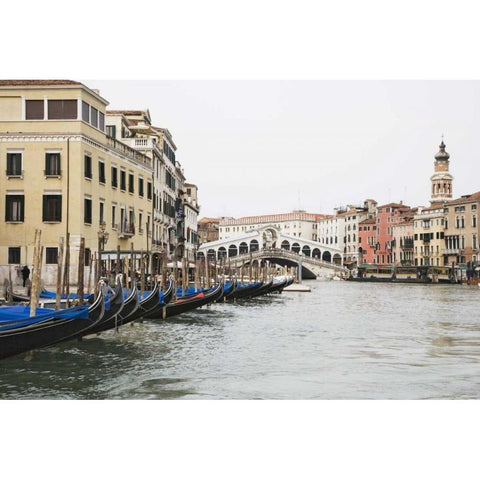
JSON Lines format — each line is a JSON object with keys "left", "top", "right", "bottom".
{"left": 197, "top": 226, "right": 346, "bottom": 279}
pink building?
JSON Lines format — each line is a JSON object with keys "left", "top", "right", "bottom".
{"left": 375, "top": 203, "right": 412, "bottom": 265}
{"left": 358, "top": 218, "right": 376, "bottom": 264}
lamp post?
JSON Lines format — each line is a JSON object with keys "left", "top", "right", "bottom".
{"left": 97, "top": 221, "right": 110, "bottom": 283}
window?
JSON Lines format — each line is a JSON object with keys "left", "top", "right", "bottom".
{"left": 45, "top": 153, "right": 61, "bottom": 176}
{"left": 99, "top": 112, "right": 105, "bottom": 131}
{"left": 48, "top": 100, "right": 77, "bottom": 119}
{"left": 8, "top": 247, "right": 21, "bottom": 264}
{"left": 5, "top": 195, "right": 24, "bottom": 222}
{"left": 98, "top": 161, "right": 106, "bottom": 184}
{"left": 6, "top": 152, "right": 22, "bottom": 176}
{"left": 45, "top": 247, "right": 58, "bottom": 265}
{"left": 84, "top": 248, "right": 91, "bottom": 267}
{"left": 99, "top": 202, "right": 104, "bottom": 224}
{"left": 138, "top": 177, "right": 144, "bottom": 197}
{"left": 84, "top": 197, "right": 92, "bottom": 224}
{"left": 128, "top": 173, "right": 134, "bottom": 193}
{"left": 42, "top": 195, "right": 62, "bottom": 222}
{"left": 82, "top": 101, "right": 90, "bottom": 122}
{"left": 111, "top": 166, "right": 118, "bottom": 187}
{"left": 26, "top": 100, "right": 44, "bottom": 120}
{"left": 139, "top": 212, "right": 143, "bottom": 233}
{"left": 120, "top": 170, "right": 126, "bottom": 190}
{"left": 473, "top": 215, "right": 477, "bottom": 228}
{"left": 106, "top": 125, "right": 116, "bottom": 138}
{"left": 90, "top": 107, "right": 98, "bottom": 128}
{"left": 112, "top": 205, "right": 116, "bottom": 229}
{"left": 84, "top": 155, "right": 92, "bottom": 179}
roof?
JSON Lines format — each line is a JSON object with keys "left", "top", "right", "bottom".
{"left": 445, "top": 191, "right": 480, "bottom": 206}
{"left": 0, "top": 80, "right": 81, "bottom": 86}
{"left": 107, "top": 110, "right": 146, "bottom": 116}
{"left": 359, "top": 218, "right": 376, "bottom": 224}
{"left": 198, "top": 217, "right": 221, "bottom": 224}
{"left": 220, "top": 212, "right": 329, "bottom": 226}
{"left": 377, "top": 202, "right": 409, "bottom": 209}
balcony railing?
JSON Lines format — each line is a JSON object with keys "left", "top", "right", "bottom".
{"left": 444, "top": 248, "right": 460, "bottom": 254}
{"left": 118, "top": 224, "right": 135, "bottom": 238}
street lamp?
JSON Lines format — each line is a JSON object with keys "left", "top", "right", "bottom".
{"left": 97, "top": 221, "right": 110, "bottom": 282}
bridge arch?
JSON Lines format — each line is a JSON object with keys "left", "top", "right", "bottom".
{"left": 322, "top": 251, "right": 331, "bottom": 262}
{"left": 228, "top": 244, "right": 238, "bottom": 257}
{"left": 302, "top": 245, "right": 311, "bottom": 257}
{"left": 333, "top": 253, "right": 342, "bottom": 265}
{"left": 239, "top": 242, "right": 248, "bottom": 254}
{"left": 218, "top": 247, "right": 227, "bottom": 260}
{"left": 281, "top": 240, "right": 290, "bottom": 250}
{"left": 312, "top": 248, "right": 321, "bottom": 259}
{"left": 207, "top": 249, "right": 216, "bottom": 262}
{"left": 292, "top": 242, "right": 300, "bottom": 253}
{"left": 250, "top": 239, "right": 259, "bottom": 252}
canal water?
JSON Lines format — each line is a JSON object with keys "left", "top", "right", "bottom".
{"left": 1, "top": 280, "right": 480, "bottom": 399}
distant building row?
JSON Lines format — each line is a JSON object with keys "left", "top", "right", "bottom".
{"left": 199, "top": 140, "right": 479, "bottom": 267}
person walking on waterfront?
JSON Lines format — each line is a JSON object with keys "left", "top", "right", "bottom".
{"left": 21, "top": 265, "right": 30, "bottom": 287}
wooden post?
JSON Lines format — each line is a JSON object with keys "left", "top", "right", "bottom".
{"left": 87, "top": 251, "right": 93, "bottom": 298}
{"left": 205, "top": 255, "right": 210, "bottom": 288}
{"left": 249, "top": 251, "right": 253, "bottom": 282}
{"left": 130, "top": 242, "right": 135, "bottom": 290}
{"left": 140, "top": 249, "right": 145, "bottom": 297}
{"left": 77, "top": 237, "right": 85, "bottom": 305}
{"left": 30, "top": 229, "right": 42, "bottom": 317}
{"left": 55, "top": 237, "right": 64, "bottom": 311}
{"left": 116, "top": 245, "right": 121, "bottom": 275}
{"left": 93, "top": 252, "right": 98, "bottom": 297}
{"left": 8, "top": 266, "right": 13, "bottom": 303}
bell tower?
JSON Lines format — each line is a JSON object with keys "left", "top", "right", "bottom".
{"left": 430, "top": 138, "right": 453, "bottom": 204}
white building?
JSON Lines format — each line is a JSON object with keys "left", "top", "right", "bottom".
{"left": 219, "top": 211, "right": 330, "bottom": 243}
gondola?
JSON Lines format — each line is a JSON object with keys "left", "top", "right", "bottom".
{"left": 84, "top": 281, "right": 139, "bottom": 335}
{"left": 77, "top": 275, "right": 125, "bottom": 338}
{"left": 249, "top": 279, "right": 274, "bottom": 298}
{"left": 121, "top": 278, "right": 174, "bottom": 323}
{"left": 228, "top": 281, "right": 264, "bottom": 300}
{"left": 0, "top": 288, "right": 105, "bottom": 360}
{"left": 144, "top": 280, "right": 224, "bottom": 320}
{"left": 266, "top": 276, "right": 289, "bottom": 294}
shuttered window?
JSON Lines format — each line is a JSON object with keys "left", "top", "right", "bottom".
{"left": 5, "top": 195, "right": 24, "bottom": 222}
{"left": 98, "top": 161, "right": 106, "bottom": 184}
{"left": 90, "top": 107, "right": 98, "bottom": 128}
{"left": 48, "top": 100, "right": 77, "bottom": 119}
{"left": 111, "top": 166, "right": 118, "bottom": 187}
{"left": 45, "top": 153, "right": 61, "bottom": 176}
{"left": 84, "top": 155, "right": 92, "bottom": 179}
{"left": 6, "top": 153, "right": 22, "bottom": 176}
{"left": 45, "top": 247, "right": 58, "bottom": 264}
{"left": 139, "top": 177, "right": 144, "bottom": 197}
{"left": 128, "top": 173, "right": 134, "bottom": 193}
{"left": 42, "top": 195, "right": 62, "bottom": 222}
{"left": 82, "top": 101, "right": 90, "bottom": 122}
{"left": 25, "top": 100, "right": 44, "bottom": 120}
{"left": 99, "top": 112, "right": 105, "bottom": 131}
{"left": 84, "top": 198, "right": 92, "bottom": 224}
{"left": 8, "top": 247, "right": 21, "bottom": 264}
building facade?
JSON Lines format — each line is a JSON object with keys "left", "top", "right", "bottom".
{"left": 358, "top": 218, "right": 377, "bottom": 264}
{"left": 443, "top": 192, "right": 480, "bottom": 266}
{"left": 0, "top": 80, "right": 198, "bottom": 286}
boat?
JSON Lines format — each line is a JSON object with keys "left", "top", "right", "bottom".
{"left": 127, "top": 279, "right": 175, "bottom": 322}
{"left": 266, "top": 276, "right": 289, "bottom": 294}
{"left": 228, "top": 281, "right": 264, "bottom": 300}
{"left": 0, "top": 288, "right": 105, "bottom": 360}
{"left": 144, "top": 280, "right": 224, "bottom": 319}
{"left": 348, "top": 265, "right": 435, "bottom": 284}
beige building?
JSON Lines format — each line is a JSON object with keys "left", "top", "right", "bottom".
{"left": 443, "top": 191, "right": 480, "bottom": 266}
{"left": 0, "top": 80, "right": 196, "bottom": 286}
{"left": 182, "top": 183, "right": 200, "bottom": 261}
{"left": 413, "top": 204, "right": 445, "bottom": 266}
{"left": 392, "top": 219, "right": 414, "bottom": 265}
{"left": 198, "top": 217, "right": 221, "bottom": 244}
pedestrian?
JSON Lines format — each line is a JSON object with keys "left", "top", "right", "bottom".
{"left": 21, "top": 265, "right": 30, "bottom": 288}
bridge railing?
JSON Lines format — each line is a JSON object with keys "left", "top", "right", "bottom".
{"left": 227, "top": 248, "right": 346, "bottom": 272}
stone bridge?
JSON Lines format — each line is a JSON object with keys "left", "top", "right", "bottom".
{"left": 199, "top": 248, "right": 347, "bottom": 280}
{"left": 197, "top": 225, "right": 346, "bottom": 279}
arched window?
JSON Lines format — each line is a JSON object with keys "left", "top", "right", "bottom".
{"left": 250, "top": 239, "right": 259, "bottom": 252}
{"left": 239, "top": 242, "right": 248, "bottom": 254}
{"left": 281, "top": 240, "right": 290, "bottom": 250}
{"left": 312, "top": 248, "right": 321, "bottom": 259}
{"left": 292, "top": 243, "right": 300, "bottom": 253}
{"left": 302, "top": 245, "right": 311, "bottom": 257}
{"left": 228, "top": 244, "right": 238, "bottom": 257}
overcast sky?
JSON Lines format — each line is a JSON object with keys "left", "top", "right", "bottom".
{"left": 87, "top": 80, "right": 480, "bottom": 219}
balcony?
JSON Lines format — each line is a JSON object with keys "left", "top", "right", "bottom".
{"left": 444, "top": 248, "right": 460, "bottom": 255}
{"left": 118, "top": 224, "right": 135, "bottom": 239}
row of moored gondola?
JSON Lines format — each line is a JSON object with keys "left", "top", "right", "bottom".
{"left": 0, "top": 275, "right": 294, "bottom": 360}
